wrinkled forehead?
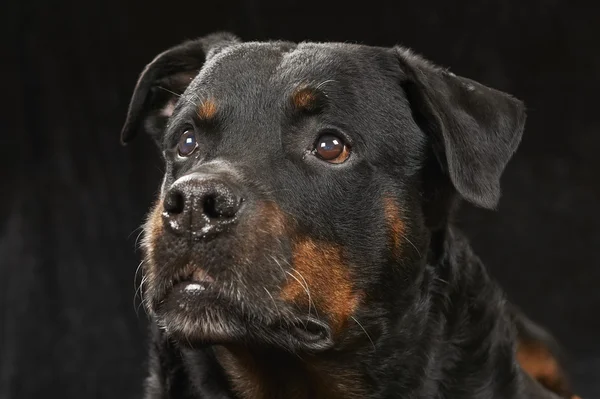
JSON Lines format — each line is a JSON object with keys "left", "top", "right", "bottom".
{"left": 184, "top": 42, "right": 374, "bottom": 105}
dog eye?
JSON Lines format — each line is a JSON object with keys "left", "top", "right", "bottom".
{"left": 177, "top": 130, "right": 198, "bottom": 157}
{"left": 314, "top": 134, "right": 350, "bottom": 163}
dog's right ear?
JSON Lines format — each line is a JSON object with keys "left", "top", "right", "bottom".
{"left": 394, "top": 47, "right": 526, "bottom": 210}
{"left": 120, "top": 32, "right": 239, "bottom": 145}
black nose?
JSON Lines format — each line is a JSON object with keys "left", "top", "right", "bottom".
{"left": 162, "top": 174, "right": 243, "bottom": 238}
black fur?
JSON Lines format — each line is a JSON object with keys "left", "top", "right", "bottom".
{"left": 122, "top": 33, "right": 570, "bottom": 398}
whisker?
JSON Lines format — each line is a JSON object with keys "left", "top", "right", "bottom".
{"left": 351, "top": 316, "right": 376, "bottom": 352}
{"left": 283, "top": 270, "right": 312, "bottom": 326}
{"left": 402, "top": 234, "right": 422, "bottom": 257}
{"left": 263, "top": 287, "right": 283, "bottom": 323}
{"left": 288, "top": 268, "right": 320, "bottom": 322}
{"left": 134, "top": 228, "right": 145, "bottom": 250}
{"left": 156, "top": 86, "right": 184, "bottom": 98}
{"left": 315, "top": 79, "right": 337, "bottom": 93}
{"left": 261, "top": 188, "right": 294, "bottom": 195}
{"left": 156, "top": 86, "right": 203, "bottom": 119}
{"left": 127, "top": 225, "right": 143, "bottom": 240}
{"left": 268, "top": 255, "right": 288, "bottom": 279}
{"left": 292, "top": 268, "right": 319, "bottom": 320}
{"left": 134, "top": 272, "right": 149, "bottom": 317}
{"left": 133, "top": 260, "right": 145, "bottom": 313}
{"left": 134, "top": 260, "right": 145, "bottom": 291}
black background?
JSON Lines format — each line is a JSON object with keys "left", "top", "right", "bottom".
{"left": 2, "top": 0, "right": 599, "bottom": 398}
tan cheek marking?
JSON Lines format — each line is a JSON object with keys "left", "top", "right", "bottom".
{"left": 517, "top": 340, "right": 570, "bottom": 395}
{"left": 257, "top": 201, "right": 287, "bottom": 237}
{"left": 145, "top": 200, "right": 164, "bottom": 254}
{"left": 198, "top": 99, "right": 217, "bottom": 120}
{"left": 142, "top": 200, "right": 164, "bottom": 289}
{"left": 281, "top": 238, "right": 360, "bottom": 333}
{"left": 383, "top": 197, "right": 405, "bottom": 257}
{"left": 292, "top": 87, "right": 318, "bottom": 111}
{"left": 237, "top": 201, "right": 288, "bottom": 267}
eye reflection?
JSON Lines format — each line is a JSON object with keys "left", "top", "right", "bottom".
{"left": 315, "top": 134, "right": 349, "bottom": 163}
{"left": 177, "top": 130, "right": 198, "bottom": 157}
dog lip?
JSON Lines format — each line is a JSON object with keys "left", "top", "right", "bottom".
{"left": 168, "top": 267, "right": 215, "bottom": 296}
{"left": 290, "top": 316, "right": 334, "bottom": 351}
{"left": 177, "top": 270, "right": 215, "bottom": 293}
{"left": 190, "top": 269, "right": 215, "bottom": 284}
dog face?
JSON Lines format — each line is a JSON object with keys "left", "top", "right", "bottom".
{"left": 122, "top": 33, "right": 525, "bottom": 352}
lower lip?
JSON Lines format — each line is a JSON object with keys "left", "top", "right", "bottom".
{"left": 172, "top": 270, "right": 215, "bottom": 295}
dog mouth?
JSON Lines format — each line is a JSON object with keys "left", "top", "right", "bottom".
{"left": 152, "top": 264, "right": 335, "bottom": 351}
{"left": 153, "top": 266, "right": 219, "bottom": 312}
{"left": 171, "top": 268, "right": 216, "bottom": 294}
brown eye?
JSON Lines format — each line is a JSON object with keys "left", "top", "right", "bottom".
{"left": 177, "top": 130, "right": 198, "bottom": 157}
{"left": 315, "top": 134, "right": 350, "bottom": 163}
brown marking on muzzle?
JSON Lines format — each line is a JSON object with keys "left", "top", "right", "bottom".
{"left": 256, "top": 200, "right": 287, "bottom": 237}
{"left": 281, "top": 238, "right": 360, "bottom": 334}
{"left": 236, "top": 200, "right": 289, "bottom": 265}
{"left": 140, "top": 200, "right": 165, "bottom": 305}
{"left": 198, "top": 99, "right": 217, "bottom": 120}
{"left": 143, "top": 200, "right": 164, "bottom": 259}
{"left": 517, "top": 339, "right": 572, "bottom": 397}
{"left": 383, "top": 197, "right": 405, "bottom": 258}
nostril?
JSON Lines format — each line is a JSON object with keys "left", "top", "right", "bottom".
{"left": 202, "top": 194, "right": 220, "bottom": 219}
{"left": 202, "top": 192, "right": 242, "bottom": 219}
{"left": 164, "top": 190, "right": 185, "bottom": 214}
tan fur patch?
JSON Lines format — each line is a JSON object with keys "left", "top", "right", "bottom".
{"left": 383, "top": 197, "right": 405, "bottom": 257}
{"left": 257, "top": 200, "right": 287, "bottom": 237}
{"left": 517, "top": 340, "right": 570, "bottom": 396}
{"left": 140, "top": 200, "right": 165, "bottom": 308}
{"left": 281, "top": 238, "right": 360, "bottom": 333}
{"left": 235, "top": 200, "right": 289, "bottom": 269}
{"left": 215, "top": 345, "right": 366, "bottom": 399}
{"left": 198, "top": 99, "right": 217, "bottom": 120}
{"left": 215, "top": 346, "right": 266, "bottom": 399}
{"left": 292, "top": 87, "right": 319, "bottom": 111}
{"left": 144, "top": 200, "right": 164, "bottom": 258}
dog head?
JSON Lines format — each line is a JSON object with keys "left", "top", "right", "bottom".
{"left": 122, "top": 33, "right": 525, "bottom": 352}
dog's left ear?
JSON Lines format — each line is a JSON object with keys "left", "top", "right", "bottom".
{"left": 120, "top": 32, "right": 239, "bottom": 145}
{"left": 395, "top": 48, "right": 526, "bottom": 209}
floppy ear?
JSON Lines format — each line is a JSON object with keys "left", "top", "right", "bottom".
{"left": 120, "top": 32, "right": 239, "bottom": 145}
{"left": 395, "top": 48, "right": 526, "bottom": 209}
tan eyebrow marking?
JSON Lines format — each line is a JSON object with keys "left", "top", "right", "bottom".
{"left": 291, "top": 87, "right": 325, "bottom": 113}
{"left": 198, "top": 99, "right": 218, "bottom": 120}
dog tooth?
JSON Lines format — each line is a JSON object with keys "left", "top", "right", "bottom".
{"left": 184, "top": 283, "right": 205, "bottom": 292}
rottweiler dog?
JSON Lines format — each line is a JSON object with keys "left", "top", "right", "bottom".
{"left": 121, "top": 33, "right": 578, "bottom": 399}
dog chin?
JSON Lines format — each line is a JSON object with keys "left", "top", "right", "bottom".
{"left": 151, "top": 281, "right": 335, "bottom": 351}
{"left": 155, "top": 303, "right": 335, "bottom": 352}
{"left": 153, "top": 287, "right": 248, "bottom": 346}
{"left": 157, "top": 308, "right": 248, "bottom": 347}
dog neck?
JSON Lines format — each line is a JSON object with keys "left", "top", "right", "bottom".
{"left": 212, "top": 344, "right": 366, "bottom": 399}
{"left": 410, "top": 227, "right": 523, "bottom": 397}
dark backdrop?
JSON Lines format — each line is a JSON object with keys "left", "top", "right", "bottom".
{"left": 2, "top": 0, "right": 599, "bottom": 398}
